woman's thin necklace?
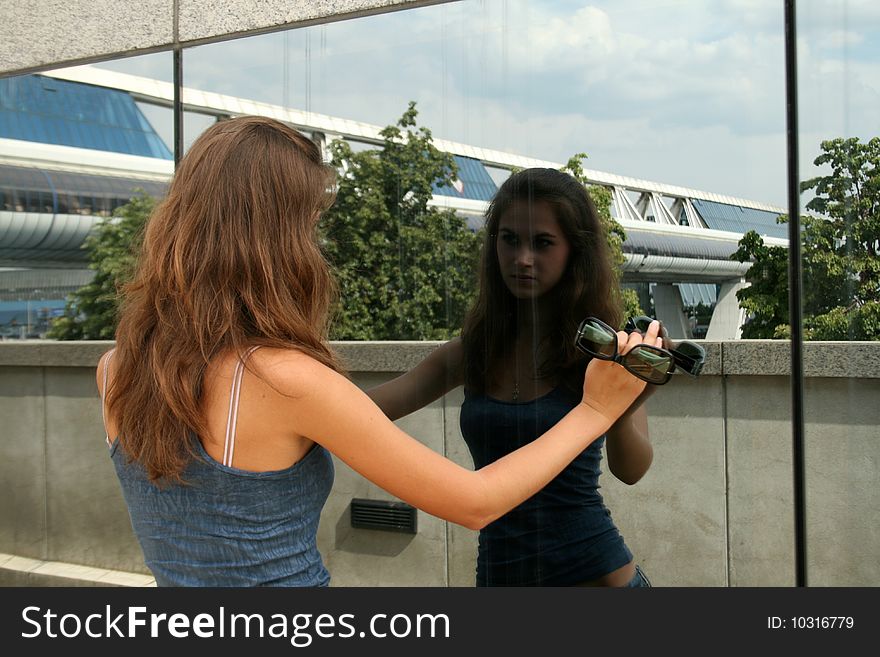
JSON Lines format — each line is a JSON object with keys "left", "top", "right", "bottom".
{"left": 512, "top": 337, "right": 548, "bottom": 401}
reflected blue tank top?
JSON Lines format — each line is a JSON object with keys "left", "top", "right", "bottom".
{"left": 460, "top": 385, "right": 632, "bottom": 586}
{"left": 105, "top": 348, "right": 334, "bottom": 587}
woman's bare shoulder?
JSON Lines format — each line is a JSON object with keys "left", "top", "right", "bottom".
{"left": 95, "top": 349, "right": 115, "bottom": 394}
{"left": 248, "top": 346, "right": 343, "bottom": 397}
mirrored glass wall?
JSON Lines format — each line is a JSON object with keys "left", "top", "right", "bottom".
{"left": 0, "top": 51, "right": 172, "bottom": 338}
{"left": 796, "top": 0, "right": 880, "bottom": 586}
{"left": 166, "top": 1, "right": 797, "bottom": 586}
{"left": 2, "top": 0, "right": 875, "bottom": 586}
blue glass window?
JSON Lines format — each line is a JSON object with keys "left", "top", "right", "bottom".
{"left": 692, "top": 199, "right": 788, "bottom": 240}
{"left": 0, "top": 75, "right": 172, "bottom": 160}
{"left": 432, "top": 155, "right": 499, "bottom": 202}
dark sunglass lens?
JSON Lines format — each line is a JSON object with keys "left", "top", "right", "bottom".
{"left": 623, "top": 347, "right": 673, "bottom": 384}
{"left": 674, "top": 341, "right": 706, "bottom": 375}
{"left": 577, "top": 320, "right": 617, "bottom": 358}
{"left": 678, "top": 342, "right": 705, "bottom": 359}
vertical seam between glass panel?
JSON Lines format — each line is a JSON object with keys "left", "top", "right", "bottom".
{"left": 784, "top": 0, "right": 807, "bottom": 588}
{"left": 41, "top": 364, "right": 49, "bottom": 561}
{"left": 441, "top": 389, "right": 450, "bottom": 587}
{"left": 173, "top": 49, "right": 182, "bottom": 167}
{"left": 173, "top": 0, "right": 181, "bottom": 167}
{"left": 721, "top": 361, "right": 730, "bottom": 588}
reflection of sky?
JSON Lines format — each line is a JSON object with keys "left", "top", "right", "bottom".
{"left": 92, "top": 0, "right": 878, "bottom": 208}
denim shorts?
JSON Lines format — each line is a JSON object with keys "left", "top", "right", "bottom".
{"left": 625, "top": 564, "right": 652, "bottom": 588}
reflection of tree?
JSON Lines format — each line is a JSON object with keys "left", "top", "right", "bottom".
{"left": 47, "top": 193, "right": 154, "bottom": 340}
{"left": 321, "top": 102, "right": 481, "bottom": 340}
{"left": 733, "top": 137, "right": 880, "bottom": 340}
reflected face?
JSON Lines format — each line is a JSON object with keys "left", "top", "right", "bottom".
{"left": 496, "top": 200, "right": 571, "bottom": 300}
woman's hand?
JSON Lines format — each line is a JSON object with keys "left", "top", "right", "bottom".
{"left": 580, "top": 320, "right": 664, "bottom": 425}
{"left": 623, "top": 319, "right": 669, "bottom": 411}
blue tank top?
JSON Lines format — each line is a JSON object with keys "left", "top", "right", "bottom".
{"left": 459, "top": 385, "right": 632, "bottom": 586}
{"left": 110, "top": 438, "right": 334, "bottom": 586}
{"left": 104, "top": 347, "right": 334, "bottom": 587}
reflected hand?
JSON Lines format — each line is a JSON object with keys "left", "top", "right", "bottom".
{"left": 580, "top": 320, "right": 664, "bottom": 424}
{"left": 628, "top": 319, "right": 668, "bottom": 408}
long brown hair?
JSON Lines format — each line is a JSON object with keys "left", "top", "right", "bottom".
{"left": 462, "top": 168, "right": 622, "bottom": 393}
{"left": 107, "top": 116, "right": 343, "bottom": 483}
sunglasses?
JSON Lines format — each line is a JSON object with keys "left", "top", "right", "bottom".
{"left": 575, "top": 316, "right": 676, "bottom": 385}
{"left": 624, "top": 316, "right": 706, "bottom": 377}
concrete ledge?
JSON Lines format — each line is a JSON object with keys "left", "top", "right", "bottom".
{"left": 334, "top": 341, "right": 444, "bottom": 372}
{"left": 2, "top": 339, "right": 878, "bottom": 377}
{"left": 0, "top": 340, "right": 112, "bottom": 367}
{"left": 0, "top": 340, "right": 448, "bottom": 372}
{"left": 722, "top": 340, "right": 880, "bottom": 378}
{"left": 0, "top": 552, "right": 155, "bottom": 587}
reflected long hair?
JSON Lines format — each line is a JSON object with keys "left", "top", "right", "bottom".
{"left": 107, "top": 116, "right": 343, "bottom": 483}
{"left": 461, "top": 168, "right": 622, "bottom": 393}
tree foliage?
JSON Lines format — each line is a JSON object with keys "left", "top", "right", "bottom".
{"left": 733, "top": 137, "right": 880, "bottom": 340}
{"left": 321, "top": 102, "right": 480, "bottom": 340}
{"left": 47, "top": 194, "right": 154, "bottom": 340}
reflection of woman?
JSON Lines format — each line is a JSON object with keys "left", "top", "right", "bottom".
{"left": 369, "top": 168, "right": 659, "bottom": 586}
{"left": 96, "top": 118, "right": 654, "bottom": 587}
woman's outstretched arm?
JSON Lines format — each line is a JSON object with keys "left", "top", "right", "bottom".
{"left": 605, "top": 401, "right": 654, "bottom": 485}
{"left": 262, "top": 333, "right": 647, "bottom": 531}
{"left": 366, "top": 338, "right": 463, "bottom": 421}
{"left": 605, "top": 320, "right": 669, "bottom": 484}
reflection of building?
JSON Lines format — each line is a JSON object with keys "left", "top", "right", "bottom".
{"left": 1, "top": 66, "right": 788, "bottom": 339}
{"left": 0, "top": 72, "right": 172, "bottom": 336}
{"left": 0, "top": 73, "right": 171, "bottom": 259}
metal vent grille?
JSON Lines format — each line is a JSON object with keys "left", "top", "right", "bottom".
{"left": 350, "top": 498, "right": 417, "bottom": 534}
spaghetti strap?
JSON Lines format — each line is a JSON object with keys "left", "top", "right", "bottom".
{"left": 222, "top": 346, "right": 261, "bottom": 468}
{"left": 101, "top": 349, "right": 116, "bottom": 447}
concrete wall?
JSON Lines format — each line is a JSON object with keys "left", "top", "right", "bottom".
{"left": 0, "top": 0, "right": 453, "bottom": 77}
{"left": 0, "top": 340, "right": 878, "bottom": 586}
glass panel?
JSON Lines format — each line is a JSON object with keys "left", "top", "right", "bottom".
{"left": 0, "top": 51, "right": 172, "bottom": 338}
{"left": 796, "top": 0, "right": 880, "bottom": 586}
{"left": 0, "top": 69, "right": 173, "bottom": 159}
{"left": 30, "top": 1, "right": 808, "bottom": 588}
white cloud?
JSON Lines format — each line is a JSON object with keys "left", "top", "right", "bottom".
{"left": 819, "top": 30, "right": 865, "bottom": 50}
{"left": 88, "top": 0, "right": 876, "bottom": 206}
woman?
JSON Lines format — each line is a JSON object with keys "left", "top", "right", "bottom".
{"left": 368, "top": 168, "right": 657, "bottom": 586}
{"left": 97, "top": 117, "right": 659, "bottom": 587}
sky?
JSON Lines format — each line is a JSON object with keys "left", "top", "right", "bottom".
{"left": 90, "top": 0, "right": 879, "bottom": 208}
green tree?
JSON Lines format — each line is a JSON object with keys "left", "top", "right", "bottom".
{"left": 733, "top": 137, "right": 880, "bottom": 339}
{"left": 732, "top": 228, "right": 795, "bottom": 338}
{"left": 561, "top": 153, "right": 643, "bottom": 322}
{"left": 321, "top": 102, "right": 480, "bottom": 340}
{"left": 47, "top": 194, "right": 154, "bottom": 340}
